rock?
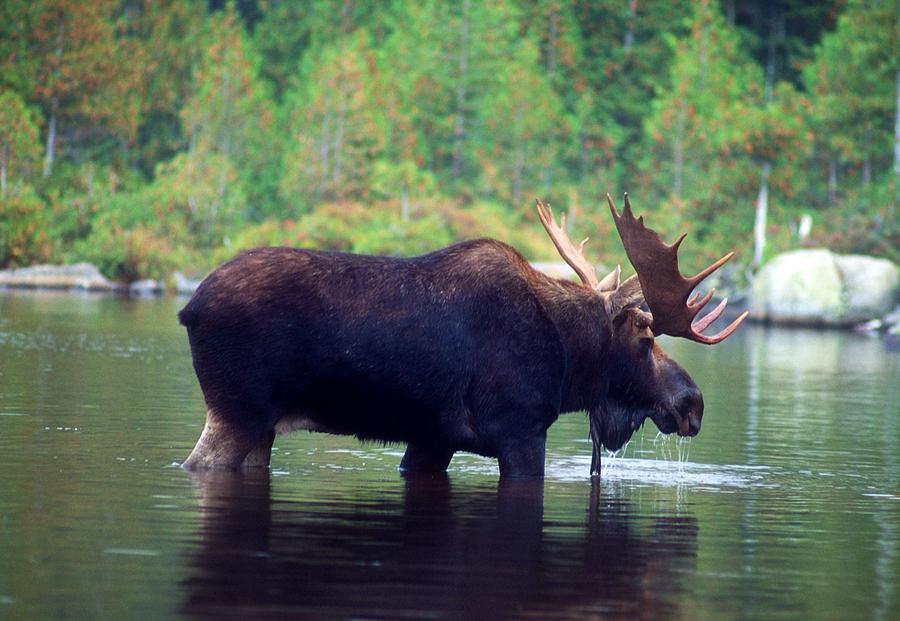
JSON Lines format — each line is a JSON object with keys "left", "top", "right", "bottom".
{"left": 834, "top": 255, "right": 900, "bottom": 323}
{"left": 173, "top": 271, "right": 202, "bottom": 296}
{"left": 879, "top": 308, "right": 900, "bottom": 331}
{"left": 0, "top": 263, "right": 119, "bottom": 291}
{"left": 129, "top": 279, "right": 163, "bottom": 296}
{"left": 531, "top": 261, "right": 613, "bottom": 282}
{"left": 854, "top": 318, "right": 883, "bottom": 334}
{"left": 885, "top": 322, "right": 900, "bottom": 351}
{"left": 750, "top": 249, "right": 899, "bottom": 327}
{"left": 750, "top": 250, "right": 845, "bottom": 325}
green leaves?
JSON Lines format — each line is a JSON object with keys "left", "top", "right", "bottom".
{"left": 0, "top": 0, "right": 895, "bottom": 280}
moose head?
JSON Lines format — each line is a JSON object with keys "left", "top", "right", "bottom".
{"left": 536, "top": 194, "right": 747, "bottom": 473}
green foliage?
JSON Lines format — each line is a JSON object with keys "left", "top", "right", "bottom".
{"left": 805, "top": 182, "right": 900, "bottom": 263}
{"left": 0, "top": 0, "right": 896, "bottom": 281}
{"left": 802, "top": 0, "right": 900, "bottom": 205}
{"left": 280, "top": 29, "right": 383, "bottom": 209}
{"left": 0, "top": 182, "right": 51, "bottom": 266}
{"left": 0, "top": 90, "right": 42, "bottom": 191}
{"left": 216, "top": 201, "right": 453, "bottom": 264}
{"left": 150, "top": 151, "right": 248, "bottom": 248}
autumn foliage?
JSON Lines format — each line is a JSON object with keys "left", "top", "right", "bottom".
{"left": 0, "top": 0, "right": 897, "bottom": 280}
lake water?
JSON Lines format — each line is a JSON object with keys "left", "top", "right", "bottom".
{"left": 0, "top": 290, "right": 898, "bottom": 620}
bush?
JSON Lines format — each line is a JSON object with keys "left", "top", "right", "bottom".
{"left": 214, "top": 201, "right": 455, "bottom": 264}
{"left": 0, "top": 183, "right": 53, "bottom": 267}
{"left": 805, "top": 182, "right": 899, "bottom": 263}
{"left": 70, "top": 222, "right": 198, "bottom": 283}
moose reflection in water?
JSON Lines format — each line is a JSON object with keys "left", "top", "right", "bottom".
{"left": 181, "top": 473, "right": 698, "bottom": 619}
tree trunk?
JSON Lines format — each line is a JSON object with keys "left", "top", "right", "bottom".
{"left": 672, "top": 99, "right": 686, "bottom": 198}
{"left": 764, "top": 6, "right": 784, "bottom": 103}
{"left": 828, "top": 154, "right": 838, "bottom": 206}
{"left": 894, "top": 67, "right": 900, "bottom": 179}
{"left": 319, "top": 104, "right": 331, "bottom": 196}
{"left": 567, "top": 187, "right": 579, "bottom": 234}
{"left": 698, "top": 14, "right": 708, "bottom": 93}
{"left": 44, "top": 18, "right": 65, "bottom": 179}
{"left": 513, "top": 148, "right": 524, "bottom": 208}
{"left": 1, "top": 142, "right": 7, "bottom": 199}
{"left": 724, "top": 0, "right": 736, "bottom": 26}
{"left": 401, "top": 190, "right": 410, "bottom": 222}
{"left": 862, "top": 124, "right": 872, "bottom": 185}
{"left": 753, "top": 161, "right": 771, "bottom": 269}
{"left": 547, "top": 9, "right": 557, "bottom": 74}
{"left": 43, "top": 101, "right": 57, "bottom": 179}
{"left": 332, "top": 99, "right": 346, "bottom": 189}
{"left": 220, "top": 63, "right": 233, "bottom": 159}
{"left": 451, "top": 0, "right": 470, "bottom": 178}
{"left": 623, "top": 0, "right": 638, "bottom": 54}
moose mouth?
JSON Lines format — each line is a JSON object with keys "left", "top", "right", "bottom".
{"left": 597, "top": 397, "right": 702, "bottom": 453}
{"left": 651, "top": 408, "right": 701, "bottom": 438}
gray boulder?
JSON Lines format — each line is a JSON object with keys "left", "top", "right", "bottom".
{"left": 750, "top": 249, "right": 898, "bottom": 326}
{"left": 531, "top": 261, "right": 611, "bottom": 282}
{"left": 834, "top": 255, "right": 900, "bottom": 323}
{"left": 0, "top": 263, "right": 118, "bottom": 291}
{"left": 129, "top": 279, "right": 164, "bottom": 296}
{"left": 173, "top": 271, "right": 203, "bottom": 296}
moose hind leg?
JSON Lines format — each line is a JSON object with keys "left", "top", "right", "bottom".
{"left": 399, "top": 444, "right": 455, "bottom": 473}
{"left": 183, "top": 409, "right": 269, "bottom": 471}
{"left": 241, "top": 430, "right": 276, "bottom": 468}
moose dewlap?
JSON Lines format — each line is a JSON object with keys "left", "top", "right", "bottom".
{"left": 179, "top": 194, "right": 747, "bottom": 477}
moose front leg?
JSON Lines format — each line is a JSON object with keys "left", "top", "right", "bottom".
{"left": 183, "top": 409, "right": 272, "bottom": 471}
{"left": 497, "top": 432, "right": 547, "bottom": 478}
{"left": 589, "top": 412, "right": 603, "bottom": 477}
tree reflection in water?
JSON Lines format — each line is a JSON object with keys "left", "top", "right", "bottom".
{"left": 182, "top": 472, "right": 698, "bottom": 620}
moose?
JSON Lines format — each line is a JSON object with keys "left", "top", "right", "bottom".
{"left": 179, "top": 194, "right": 747, "bottom": 477}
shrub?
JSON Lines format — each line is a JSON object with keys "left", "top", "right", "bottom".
{"left": 0, "top": 183, "right": 53, "bottom": 267}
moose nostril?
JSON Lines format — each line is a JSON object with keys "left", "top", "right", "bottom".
{"left": 677, "top": 391, "right": 703, "bottom": 414}
{"left": 688, "top": 413, "right": 701, "bottom": 435}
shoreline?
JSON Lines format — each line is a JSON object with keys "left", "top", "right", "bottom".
{"left": 2, "top": 261, "right": 897, "bottom": 340}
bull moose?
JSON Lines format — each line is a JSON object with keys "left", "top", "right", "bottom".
{"left": 179, "top": 194, "right": 747, "bottom": 477}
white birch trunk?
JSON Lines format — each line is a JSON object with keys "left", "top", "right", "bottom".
{"left": 43, "top": 103, "right": 57, "bottom": 179}
{"left": 43, "top": 19, "right": 64, "bottom": 179}
{"left": 1, "top": 142, "right": 7, "bottom": 198}
{"left": 894, "top": 67, "right": 900, "bottom": 178}
{"left": 332, "top": 100, "right": 346, "bottom": 187}
{"left": 672, "top": 99, "right": 686, "bottom": 198}
{"left": 753, "top": 162, "right": 771, "bottom": 269}
{"left": 401, "top": 190, "right": 410, "bottom": 222}
{"left": 623, "top": 0, "right": 638, "bottom": 54}
{"left": 319, "top": 104, "right": 331, "bottom": 195}
{"left": 828, "top": 155, "right": 837, "bottom": 206}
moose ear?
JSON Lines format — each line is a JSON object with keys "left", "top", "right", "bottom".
{"left": 596, "top": 265, "right": 621, "bottom": 292}
{"left": 605, "top": 273, "right": 644, "bottom": 320}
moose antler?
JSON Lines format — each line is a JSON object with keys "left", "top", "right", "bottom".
{"left": 536, "top": 199, "right": 600, "bottom": 290}
{"left": 607, "top": 193, "right": 748, "bottom": 345}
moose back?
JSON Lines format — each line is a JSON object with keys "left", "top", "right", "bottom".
{"left": 179, "top": 195, "right": 746, "bottom": 477}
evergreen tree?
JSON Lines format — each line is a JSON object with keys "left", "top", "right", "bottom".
{"left": 280, "top": 29, "right": 383, "bottom": 210}
{"left": 177, "top": 3, "right": 276, "bottom": 229}
{"left": 23, "top": 0, "right": 121, "bottom": 178}
{"left": 0, "top": 90, "right": 42, "bottom": 197}
{"left": 804, "top": 0, "right": 900, "bottom": 200}
{"left": 120, "top": 0, "right": 205, "bottom": 175}
{"left": 643, "top": 0, "right": 809, "bottom": 267}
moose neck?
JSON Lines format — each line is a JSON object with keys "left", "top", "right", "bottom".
{"left": 532, "top": 276, "right": 610, "bottom": 414}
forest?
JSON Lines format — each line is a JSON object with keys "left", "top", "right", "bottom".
{"left": 0, "top": 0, "right": 898, "bottom": 283}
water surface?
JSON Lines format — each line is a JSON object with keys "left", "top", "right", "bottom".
{"left": 0, "top": 291, "right": 897, "bottom": 619}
